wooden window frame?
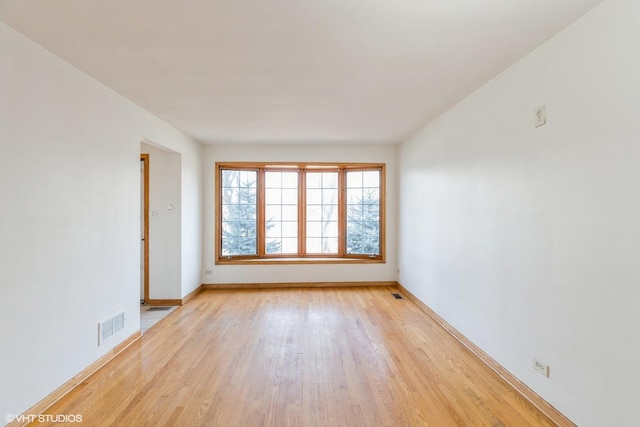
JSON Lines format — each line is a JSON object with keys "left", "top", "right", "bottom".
{"left": 216, "top": 162, "right": 386, "bottom": 265}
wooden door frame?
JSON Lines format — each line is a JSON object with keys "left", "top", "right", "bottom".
{"left": 141, "top": 154, "right": 150, "bottom": 304}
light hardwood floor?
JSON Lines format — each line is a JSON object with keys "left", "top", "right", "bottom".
{"left": 35, "top": 287, "right": 558, "bottom": 426}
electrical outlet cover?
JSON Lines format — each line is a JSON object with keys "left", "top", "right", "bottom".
{"left": 534, "top": 106, "right": 547, "bottom": 128}
{"left": 533, "top": 358, "right": 550, "bottom": 377}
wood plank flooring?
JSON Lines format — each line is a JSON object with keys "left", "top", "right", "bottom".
{"left": 34, "top": 287, "right": 557, "bottom": 426}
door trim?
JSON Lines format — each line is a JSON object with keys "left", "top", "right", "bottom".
{"left": 141, "top": 154, "right": 150, "bottom": 304}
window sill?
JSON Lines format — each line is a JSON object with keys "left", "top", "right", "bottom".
{"left": 216, "top": 257, "right": 385, "bottom": 265}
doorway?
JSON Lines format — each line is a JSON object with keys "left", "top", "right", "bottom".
{"left": 140, "top": 154, "right": 149, "bottom": 304}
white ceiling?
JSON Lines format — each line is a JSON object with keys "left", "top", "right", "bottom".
{"left": 0, "top": 0, "right": 603, "bottom": 145}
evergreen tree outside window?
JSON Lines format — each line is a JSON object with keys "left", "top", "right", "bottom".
{"left": 346, "top": 170, "right": 380, "bottom": 256}
{"left": 221, "top": 169, "right": 258, "bottom": 256}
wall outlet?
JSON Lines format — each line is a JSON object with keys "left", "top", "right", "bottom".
{"left": 204, "top": 269, "right": 213, "bottom": 275}
{"left": 533, "top": 358, "right": 550, "bottom": 377}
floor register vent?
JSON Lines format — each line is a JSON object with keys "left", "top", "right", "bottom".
{"left": 391, "top": 293, "right": 403, "bottom": 300}
{"left": 98, "top": 311, "right": 125, "bottom": 346}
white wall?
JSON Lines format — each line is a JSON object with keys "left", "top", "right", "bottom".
{"left": 398, "top": 0, "right": 640, "bottom": 425}
{"left": 203, "top": 144, "right": 397, "bottom": 284}
{"left": 141, "top": 143, "right": 182, "bottom": 300}
{"left": 179, "top": 138, "right": 204, "bottom": 298}
{"left": 0, "top": 22, "right": 202, "bottom": 417}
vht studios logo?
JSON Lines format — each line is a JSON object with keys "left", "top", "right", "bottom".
{"left": 6, "top": 413, "right": 83, "bottom": 423}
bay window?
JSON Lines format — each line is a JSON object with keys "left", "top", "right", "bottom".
{"left": 216, "top": 162, "right": 385, "bottom": 263}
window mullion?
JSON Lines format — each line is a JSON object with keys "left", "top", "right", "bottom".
{"left": 338, "top": 168, "right": 346, "bottom": 256}
{"left": 258, "top": 168, "right": 266, "bottom": 257}
{"left": 299, "top": 169, "right": 306, "bottom": 257}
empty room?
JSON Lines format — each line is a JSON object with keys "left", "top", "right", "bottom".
{"left": 1, "top": 0, "right": 639, "bottom": 425}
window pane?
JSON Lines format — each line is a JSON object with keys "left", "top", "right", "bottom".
{"left": 323, "top": 205, "right": 338, "bottom": 222}
{"left": 364, "top": 189, "right": 380, "bottom": 203}
{"left": 306, "top": 238, "right": 321, "bottom": 253}
{"left": 265, "top": 172, "right": 281, "bottom": 188}
{"left": 363, "top": 171, "right": 379, "bottom": 187}
{"left": 282, "top": 188, "right": 298, "bottom": 205}
{"left": 322, "top": 238, "right": 338, "bottom": 253}
{"left": 266, "top": 238, "right": 280, "bottom": 254}
{"left": 324, "top": 221, "right": 338, "bottom": 237}
{"left": 281, "top": 172, "right": 298, "bottom": 188}
{"left": 323, "top": 188, "right": 337, "bottom": 204}
{"left": 281, "top": 238, "right": 298, "bottom": 253}
{"left": 282, "top": 205, "right": 298, "bottom": 221}
{"left": 346, "top": 169, "right": 380, "bottom": 255}
{"left": 306, "top": 173, "right": 323, "bottom": 188}
{"left": 307, "top": 189, "right": 322, "bottom": 204}
{"left": 266, "top": 222, "right": 281, "bottom": 238}
{"left": 307, "top": 221, "right": 322, "bottom": 237}
{"left": 347, "top": 188, "right": 361, "bottom": 204}
{"left": 323, "top": 173, "right": 338, "bottom": 188}
{"left": 266, "top": 205, "right": 282, "bottom": 221}
{"left": 266, "top": 188, "right": 281, "bottom": 202}
{"left": 221, "top": 169, "right": 257, "bottom": 256}
{"left": 347, "top": 171, "right": 362, "bottom": 188}
{"left": 223, "top": 187, "right": 239, "bottom": 204}
{"left": 307, "top": 205, "right": 321, "bottom": 221}
{"left": 368, "top": 204, "right": 380, "bottom": 221}
{"left": 306, "top": 171, "right": 339, "bottom": 254}
{"left": 239, "top": 171, "right": 254, "bottom": 185}
{"left": 265, "top": 170, "right": 298, "bottom": 255}
{"left": 281, "top": 221, "right": 297, "bottom": 237}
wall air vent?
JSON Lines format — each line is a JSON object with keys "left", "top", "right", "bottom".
{"left": 98, "top": 311, "right": 125, "bottom": 346}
